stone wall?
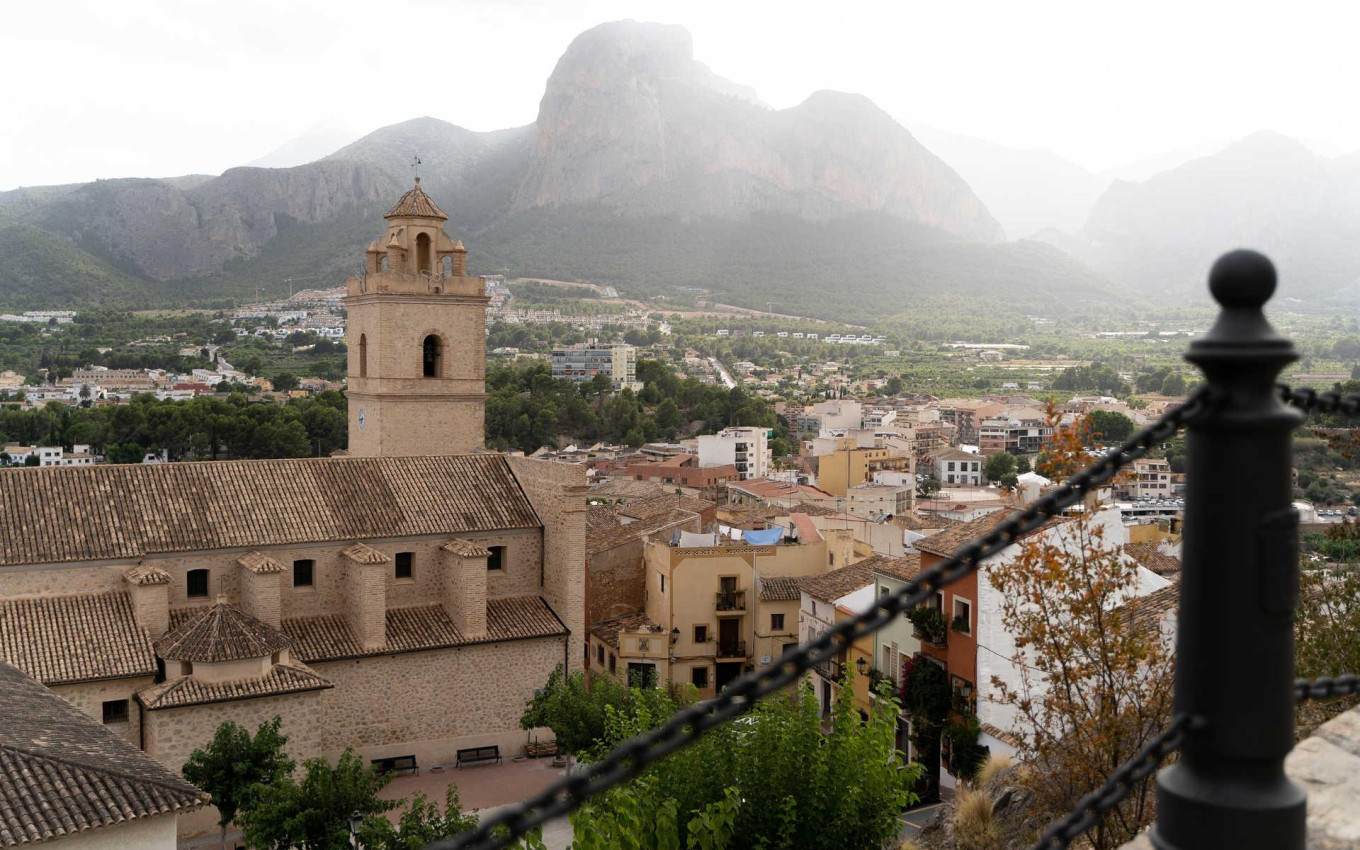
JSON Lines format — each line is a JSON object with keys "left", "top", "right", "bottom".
{"left": 144, "top": 635, "right": 564, "bottom": 776}
{"left": 51, "top": 676, "right": 155, "bottom": 749}
{"left": 508, "top": 456, "right": 587, "bottom": 669}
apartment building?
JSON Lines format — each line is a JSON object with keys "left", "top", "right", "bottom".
{"left": 697, "top": 426, "right": 772, "bottom": 481}
{"left": 550, "top": 344, "right": 641, "bottom": 391}
{"left": 587, "top": 519, "right": 855, "bottom": 697}
{"left": 930, "top": 447, "right": 984, "bottom": 486}
{"left": 978, "top": 408, "right": 1052, "bottom": 456}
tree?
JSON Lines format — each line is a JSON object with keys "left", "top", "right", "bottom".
{"left": 520, "top": 665, "right": 630, "bottom": 761}
{"left": 1088, "top": 410, "right": 1134, "bottom": 444}
{"left": 1015, "top": 455, "right": 1032, "bottom": 474}
{"left": 1160, "top": 372, "right": 1187, "bottom": 396}
{"left": 572, "top": 671, "right": 917, "bottom": 850}
{"left": 918, "top": 477, "right": 942, "bottom": 499}
{"left": 182, "top": 717, "right": 294, "bottom": 850}
{"left": 272, "top": 372, "right": 300, "bottom": 392}
{"left": 987, "top": 506, "right": 1174, "bottom": 849}
{"left": 358, "top": 785, "right": 480, "bottom": 850}
{"left": 1296, "top": 567, "right": 1360, "bottom": 737}
{"left": 983, "top": 451, "right": 1016, "bottom": 483}
{"left": 240, "top": 748, "right": 395, "bottom": 850}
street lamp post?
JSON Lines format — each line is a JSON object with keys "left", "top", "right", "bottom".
{"left": 348, "top": 811, "right": 364, "bottom": 849}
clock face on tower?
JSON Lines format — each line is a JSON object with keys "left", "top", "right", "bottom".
{"left": 357, "top": 409, "right": 366, "bottom": 430}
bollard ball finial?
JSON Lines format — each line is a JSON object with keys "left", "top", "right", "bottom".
{"left": 1209, "top": 249, "right": 1276, "bottom": 310}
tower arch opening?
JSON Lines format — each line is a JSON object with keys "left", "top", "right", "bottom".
{"left": 416, "top": 233, "right": 432, "bottom": 275}
{"left": 358, "top": 334, "right": 367, "bottom": 378}
{"left": 422, "top": 334, "right": 442, "bottom": 378}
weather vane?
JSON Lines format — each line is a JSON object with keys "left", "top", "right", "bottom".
{"left": 411, "top": 154, "right": 421, "bottom": 181}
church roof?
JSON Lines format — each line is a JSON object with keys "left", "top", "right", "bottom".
{"left": 0, "top": 662, "right": 208, "bottom": 846}
{"left": 384, "top": 178, "right": 448, "bottom": 220}
{"left": 282, "top": 596, "right": 567, "bottom": 662}
{"left": 237, "top": 551, "right": 286, "bottom": 574}
{"left": 0, "top": 593, "right": 156, "bottom": 686}
{"left": 137, "top": 662, "right": 333, "bottom": 710}
{"left": 0, "top": 454, "right": 540, "bottom": 567}
{"left": 155, "top": 599, "right": 292, "bottom": 663}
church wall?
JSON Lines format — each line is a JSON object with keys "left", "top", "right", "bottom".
{"left": 52, "top": 676, "right": 154, "bottom": 750}
{"left": 143, "top": 635, "right": 565, "bottom": 781}
{"left": 508, "top": 456, "right": 587, "bottom": 669}
{"left": 0, "top": 563, "right": 128, "bottom": 598}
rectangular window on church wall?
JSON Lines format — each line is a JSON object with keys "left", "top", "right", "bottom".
{"left": 102, "top": 699, "right": 128, "bottom": 725}
{"left": 187, "top": 569, "right": 209, "bottom": 599}
{"left": 395, "top": 552, "right": 413, "bottom": 580}
{"left": 293, "top": 559, "right": 314, "bottom": 588}
{"left": 486, "top": 546, "right": 505, "bottom": 571}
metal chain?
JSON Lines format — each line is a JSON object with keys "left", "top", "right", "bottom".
{"left": 432, "top": 389, "right": 1214, "bottom": 850}
{"left": 1279, "top": 384, "right": 1360, "bottom": 415}
{"left": 1296, "top": 675, "right": 1360, "bottom": 702}
{"left": 1027, "top": 714, "right": 1198, "bottom": 850}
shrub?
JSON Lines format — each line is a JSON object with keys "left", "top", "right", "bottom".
{"left": 975, "top": 753, "right": 1015, "bottom": 787}
{"left": 952, "top": 787, "right": 1001, "bottom": 850}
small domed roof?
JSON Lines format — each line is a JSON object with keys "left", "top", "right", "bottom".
{"left": 384, "top": 177, "right": 448, "bottom": 221}
{"left": 154, "top": 597, "right": 292, "bottom": 663}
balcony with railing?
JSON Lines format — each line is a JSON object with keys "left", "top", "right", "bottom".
{"left": 715, "top": 590, "right": 746, "bottom": 613}
{"left": 715, "top": 639, "right": 748, "bottom": 659}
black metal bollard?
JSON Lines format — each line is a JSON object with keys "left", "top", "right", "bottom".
{"left": 1151, "top": 251, "right": 1305, "bottom": 850}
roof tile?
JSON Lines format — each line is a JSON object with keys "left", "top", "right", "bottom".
{"left": 0, "top": 454, "right": 539, "bottom": 567}
{"left": 0, "top": 593, "right": 156, "bottom": 686}
{"left": 138, "top": 663, "right": 332, "bottom": 710}
{"left": 154, "top": 600, "right": 292, "bottom": 663}
{"left": 0, "top": 662, "right": 207, "bottom": 846}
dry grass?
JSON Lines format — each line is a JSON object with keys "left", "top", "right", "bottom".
{"left": 975, "top": 752, "right": 1015, "bottom": 787}
{"left": 953, "top": 786, "right": 1002, "bottom": 850}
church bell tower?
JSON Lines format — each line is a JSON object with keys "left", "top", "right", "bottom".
{"left": 344, "top": 179, "right": 488, "bottom": 456}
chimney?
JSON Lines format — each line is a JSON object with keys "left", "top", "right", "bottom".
{"left": 122, "top": 563, "right": 171, "bottom": 639}
{"left": 342, "top": 543, "right": 390, "bottom": 650}
{"left": 441, "top": 538, "right": 488, "bottom": 638}
{"left": 235, "top": 551, "right": 284, "bottom": 629}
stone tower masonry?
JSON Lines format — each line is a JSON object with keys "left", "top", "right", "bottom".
{"left": 344, "top": 179, "right": 488, "bottom": 456}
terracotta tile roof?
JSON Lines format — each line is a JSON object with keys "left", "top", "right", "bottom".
{"left": 137, "top": 663, "right": 333, "bottom": 710}
{"left": 619, "top": 494, "right": 713, "bottom": 522}
{"left": 0, "top": 593, "right": 156, "bottom": 686}
{"left": 588, "top": 611, "right": 663, "bottom": 649}
{"left": 799, "top": 554, "right": 922, "bottom": 602}
{"left": 980, "top": 721, "right": 1023, "bottom": 749}
{"left": 442, "top": 538, "right": 491, "bottom": 558}
{"left": 587, "top": 478, "right": 673, "bottom": 502}
{"left": 1123, "top": 542, "right": 1181, "bottom": 577}
{"left": 122, "top": 563, "right": 171, "bottom": 586}
{"left": 928, "top": 447, "right": 982, "bottom": 463}
{"left": 759, "top": 576, "right": 802, "bottom": 602}
{"left": 1120, "top": 585, "right": 1179, "bottom": 635}
{"left": 237, "top": 551, "right": 286, "bottom": 574}
{"left": 787, "top": 502, "right": 846, "bottom": 517}
{"left": 283, "top": 596, "right": 568, "bottom": 662}
{"left": 588, "top": 507, "right": 695, "bottom": 555}
{"left": 587, "top": 505, "right": 622, "bottom": 532}
{"left": 0, "top": 455, "right": 539, "bottom": 567}
{"left": 912, "top": 508, "right": 1061, "bottom": 559}
{"left": 384, "top": 178, "right": 448, "bottom": 220}
{"left": 890, "top": 513, "right": 955, "bottom": 532}
{"left": 0, "top": 662, "right": 208, "bottom": 846}
{"left": 343, "top": 542, "right": 390, "bottom": 565}
{"left": 154, "top": 600, "right": 292, "bottom": 663}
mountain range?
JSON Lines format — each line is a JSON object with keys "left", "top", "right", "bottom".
{"left": 8, "top": 21, "right": 1354, "bottom": 321}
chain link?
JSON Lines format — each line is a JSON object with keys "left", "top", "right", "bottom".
{"left": 432, "top": 390, "right": 1214, "bottom": 850}
{"left": 1027, "top": 714, "right": 1199, "bottom": 850}
{"left": 1296, "top": 675, "right": 1360, "bottom": 702}
{"left": 1279, "top": 384, "right": 1360, "bottom": 415}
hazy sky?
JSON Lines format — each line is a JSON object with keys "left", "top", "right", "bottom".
{"left": 4, "top": 0, "right": 1358, "bottom": 191}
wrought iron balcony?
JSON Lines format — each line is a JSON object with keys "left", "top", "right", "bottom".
{"left": 715, "top": 590, "right": 746, "bottom": 612}
{"left": 715, "top": 639, "right": 747, "bottom": 659}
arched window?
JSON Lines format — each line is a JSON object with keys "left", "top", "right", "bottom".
{"left": 187, "top": 568, "right": 209, "bottom": 599}
{"left": 442, "top": 256, "right": 453, "bottom": 276}
{"left": 416, "top": 233, "right": 432, "bottom": 274}
{"left": 423, "top": 334, "right": 441, "bottom": 378}
{"left": 358, "top": 334, "right": 367, "bottom": 378}
{"left": 379, "top": 255, "right": 389, "bottom": 273}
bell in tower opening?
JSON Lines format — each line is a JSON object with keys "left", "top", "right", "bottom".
{"left": 343, "top": 178, "right": 487, "bottom": 457}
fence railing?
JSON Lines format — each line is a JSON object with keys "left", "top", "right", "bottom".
{"left": 434, "top": 250, "right": 1360, "bottom": 850}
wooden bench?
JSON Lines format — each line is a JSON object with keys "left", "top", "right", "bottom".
{"left": 371, "top": 754, "right": 419, "bottom": 776}
{"left": 455, "top": 745, "right": 501, "bottom": 768}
